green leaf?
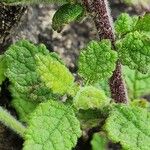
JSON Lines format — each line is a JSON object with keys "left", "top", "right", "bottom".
{"left": 123, "top": 66, "right": 150, "bottom": 99}
{"left": 11, "top": 98, "right": 37, "bottom": 123}
{"left": 134, "top": 13, "right": 150, "bottom": 32}
{"left": 91, "top": 133, "right": 107, "bottom": 150}
{"left": 23, "top": 100, "right": 81, "bottom": 150}
{"left": 0, "top": 55, "right": 6, "bottom": 85}
{"left": 115, "top": 13, "right": 138, "bottom": 36}
{"left": 5, "top": 40, "right": 54, "bottom": 122}
{"left": 52, "top": 3, "right": 84, "bottom": 32}
{"left": 78, "top": 40, "right": 118, "bottom": 83}
{"left": 117, "top": 31, "right": 150, "bottom": 74}
{"left": 73, "top": 86, "right": 110, "bottom": 110}
{"left": 131, "top": 99, "right": 150, "bottom": 109}
{"left": 104, "top": 104, "right": 150, "bottom": 150}
{"left": 36, "top": 53, "right": 75, "bottom": 95}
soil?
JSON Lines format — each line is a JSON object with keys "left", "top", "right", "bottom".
{"left": 0, "top": 1, "right": 142, "bottom": 150}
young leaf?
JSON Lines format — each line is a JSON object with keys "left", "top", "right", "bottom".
{"left": 117, "top": 31, "right": 150, "bottom": 74}
{"left": 123, "top": 66, "right": 150, "bottom": 99}
{"left": 115, "top": 13, "right": 138, "bottom": 36}
{"left": 73, "top": 86, "right": 110, "bottom": 110}
{"left": 104, "top": 104, "right": 150, "bottom": 150}
{"left": 11, "top": 98, "right": 37, "bottom": 123}
{"left": 78, "top": 40, "right": 118, "bottom": 83}
{"left": 23, "top": 100, "right": 81, "bottom": 150}
{"left": 5, "top": 40, "right": 54, "bottom": 122}
{"left": 36, "top": 53, "right": 75, "bottom": 95}
{"left": 134, "top": 13, "right": 150, "bottom": 32}
{"left": 52, "top": 3, "right": 84, "bottom": 32}
{"left": 0, "top": 55, "right": 6, "bottom": 85}
{"left": 91, "top": 133, "right": 107, "bottom": 150}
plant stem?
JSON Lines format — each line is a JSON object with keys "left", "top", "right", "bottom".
{"left": 0, "top": 106, "right": 26, "bottom": 137}
{"left": 82, "top": 0, "right": 128, "bottom": 103}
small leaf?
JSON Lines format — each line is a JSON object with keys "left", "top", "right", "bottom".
{"left": 23, "top": 100, "right": 81, "bottom": 150}
{"left": 117, "top": 31, "right": 150, "bottom": 74}
{"left": 91, "top": 133, "right": 107, "bottom": 150}
{"left": 36, "top": 53, "right": 75, "bottom": 95}
{"left": 52, "top": 3, "right": 84, "bottom": 32}
{"left": 73, "top": 86, "right": 110, "bottom": 110}
{"left": 104, "top": 104, "right": 150, "bottom": 150}
{"left": 134, "top": 13, "right": 150, "bottom": 32}
{"left": 78, "top": 40, "right": 118, "bottom": 83}
{"left": 123, "top": 66, "right": 150, "bottom": 99}
{"left": 115, "top": 13, "right": 138, "bottom": 36}
{"left": 0, "top": 55, "right": 6, "bottom": 85}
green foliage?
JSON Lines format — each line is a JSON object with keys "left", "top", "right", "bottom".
{"left": 117, "top": 31, "right": 150, "bottom": 74}
{"left": 0, "top": 55, "right": 6, "bottom": 85}
{"left": 36, "top": 53, "right": 75, "bottom": 95}
{"left": 131, "top": 99, "right": 150, "bottom": 109}
{"left": 91, "top": 133, "right": 107, "bottom": 150}
{"left": 73, "top": 86, "right": 110, "bottom": 110}
{"left": 78, "top": 40, "right": 118, "bottom": 83}
{"left": 0, "top": 106, "right": 26, "bottom": 137}
{"left": 76, "top": 109, "right": 104, "bottom": 130}
{"left": 135, "top": 13, "right": 150, "bottom": 32}
{"left": 104, "top": 104, "right": 150, "bottom": 150}
{"left": 23, "top": 100, "right": 81, "bottom": 150}
{"left": 5, "top": 40, "right": 54, "bottom": 122}
{"left": 115, "top": 13, "right": 138, "bottom": 36}
{"left": 52, "top": 3, "right": 84, "bottom": 32}
{"left": 123, "top": 66, "right": 150, "bottom": 99}
{"left": 11, "top": 98, "right": 37, "bottom": 123}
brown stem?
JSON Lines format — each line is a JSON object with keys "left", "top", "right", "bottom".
{"left": 82, "top": 0, "right": 128, "bottom": 103}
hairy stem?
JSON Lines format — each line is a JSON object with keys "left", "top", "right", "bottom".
{"left": 0, "top": 106, "right": 26, "bottom": 137}
{"left": 82, "top": 0, "right": 128, "bottom": 103}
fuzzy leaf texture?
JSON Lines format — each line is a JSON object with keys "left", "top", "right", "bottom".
{"left": 117, "top": 31, "right": 150, "bottom": 74}
{"left": 134, "top": 13, "right": 150, "bottom": 32}
{"left": 73, "top": 86, "right": 110, "bottom": 110}
{"left": 1, "top": 0, "right": 69, "bottom": 5}
{"left": 52, "top": 3, "right": 84, "bottom": 32}
{"left": 5, "top": 40, "right": 54, "bottom": 122}
{"left": 123, "top": 66, "right": 150, "bottom": 99}
{"left": 23, "top": 100, "right": 81, "bottom": 150}
{"left": 91, "top": 133, "right": 107, "bottom": 150}
{"left": 78, "top": 40, "right": 118, "bottom": 83}
{"left": 115, "top": 13, "right": 138, "bottom": 36}
{"left": 36, "top": 53, "right": 75, "bottom": 95}
{"left": 0, "top": 55, "right": 6, "bottom": 85}
{"left": 104, "top": 104, "right": 150, "bottom": 150}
